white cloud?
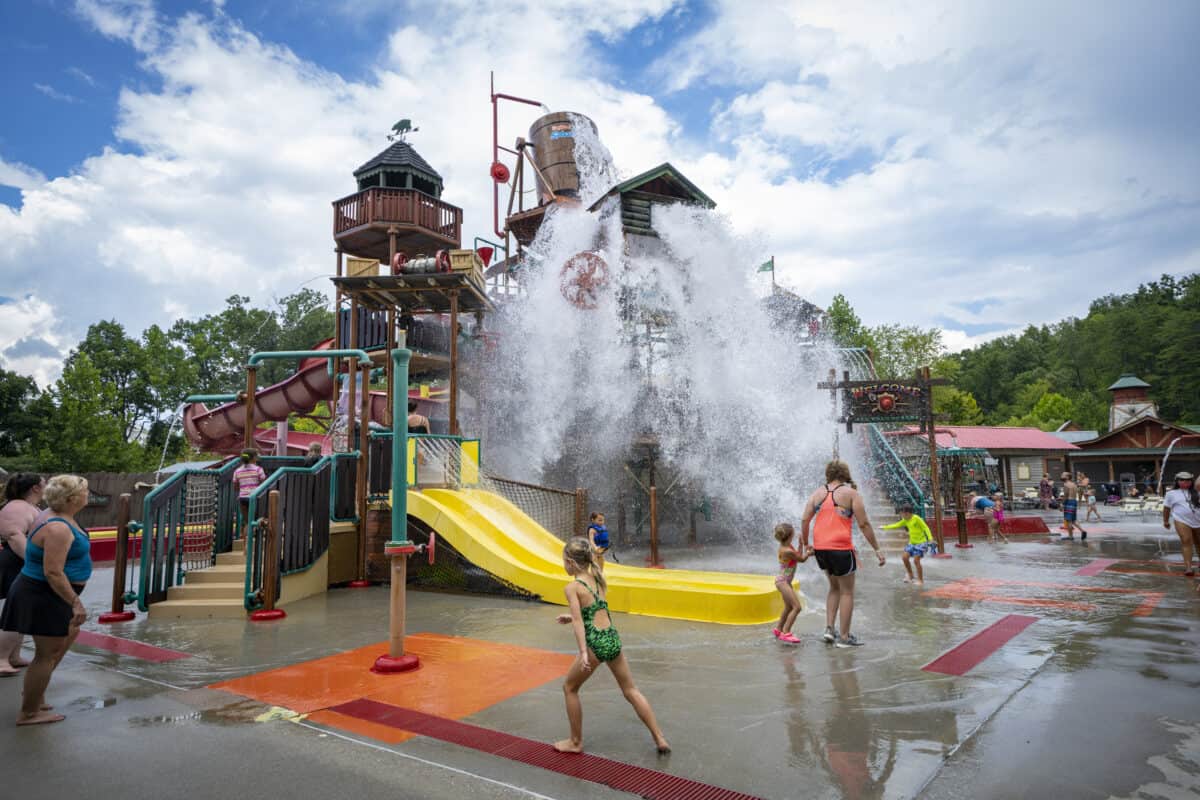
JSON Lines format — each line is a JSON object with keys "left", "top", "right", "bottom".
{"left": 66, "top": 66, "right": 98, "bottom": 87}
{"left": 1, "top": 0, "right": 687, "bottom": 383}
{"left": 0, "top": 158, "right": 46, "bottom": 191}
{"left": 73, "top": 0, "right": 160, "bottom": 51}
{"left": 0, "top": 296, "right": 68, "bottom": 387}
{"left": 34, "top": 83, "right": 81, "bottom": 103}
{"left": 0, "top": 0, "right": 1196, "bottom": 391}
{"left": 648, "top": 0, "right": 1200, "bottom": 351}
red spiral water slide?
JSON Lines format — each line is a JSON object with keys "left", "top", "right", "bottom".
{"left": 181, "top": 339, "right": 390, "bottom": 455}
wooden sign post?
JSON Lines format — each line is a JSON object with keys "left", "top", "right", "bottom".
{"left": 819, "top": 367, "right": 950, "bottom": 555}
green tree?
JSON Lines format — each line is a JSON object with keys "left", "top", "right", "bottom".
{"left": 0, "top": 368, "right": 47, "bottom": 469}
{"left": 68, "top": 320, "right": 155, "bottom": 441}
{"left": 36, "top": 353, "right": 138, "bottom": 471}
{"left": 824, "top": 294, "right": 868, "bottom": 348}
{"left": 868, "top": 324, "right": 944, "bottom": 379}
{"left": 276, "top": 289, "right": 335, "bottom": 354}
{"left": 934, "top": 387, "right": 984, "bottom": 425}
{"left": 170, "top": 295, "right": 282, "bottom": 391}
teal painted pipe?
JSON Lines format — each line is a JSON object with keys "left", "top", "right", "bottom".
{"left": 391, "top": 348, "right": 411, "bottom": 544}
{"left": 185, "top": 394, "right": 239, "bottom": 403}
{"left": 247, "top": 349, "right": 372, "bottom": 366}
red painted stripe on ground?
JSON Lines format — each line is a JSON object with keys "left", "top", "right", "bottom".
{"left": 331, "top": 698, "right": 763, "bottom": 800}
{"left": 922, "top": 614, "right": 1037, "bottom": 676}
{"left": 1075, "top": 558, "right": 1119, "bottom": 576}
{"left": 74, "top": 630, "right": 191, "bottom": 662}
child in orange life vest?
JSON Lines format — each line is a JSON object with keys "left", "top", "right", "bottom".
{"left": 772, "top": 523, "right": 807, "bottom": 643}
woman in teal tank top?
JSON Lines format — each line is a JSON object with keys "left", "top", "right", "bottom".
{"left": 552, "top": 538, "right": 670, "bottom": 755}
{"left": 0, "top": 475, "right": 92, "bottom": 726}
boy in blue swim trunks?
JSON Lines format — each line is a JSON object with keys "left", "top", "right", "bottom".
{"left": 882, "top": 504, "right": 936, "bottom": 584}
{"left": 1060, "top": 472, "right": 1088, "bottom": 541}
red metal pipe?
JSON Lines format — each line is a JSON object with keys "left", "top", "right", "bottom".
{"left": 491, "top": 72, "right": 541, "bottom": 240}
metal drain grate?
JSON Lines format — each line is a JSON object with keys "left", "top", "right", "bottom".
{"left": 331, "top": 698, "right": 764, "bottom": 800}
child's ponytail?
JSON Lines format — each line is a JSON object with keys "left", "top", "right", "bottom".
{"left": 564, "top": 537, "right": 607, "bottom": 595}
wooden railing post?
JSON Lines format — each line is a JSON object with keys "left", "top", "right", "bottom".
{"left": 250, "top": 490, "right": 286, "bottom": 621}
{"left": 648, "top": 486, "right": 662, "bottom": 568}
{"left": 242, "top": 365, "right": 258, "bottom": 452}
{"left": 99, "top": 493, "right": 136, "bottom": 623}
{"left": 574, "top": 488, "right": 588, "bottom": 538}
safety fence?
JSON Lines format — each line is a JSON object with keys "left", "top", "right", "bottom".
{"left": 136, "top": 455, "right": 308, "bottom": 611}
{"left": 368, "top": 433, "right": 481, "bottom": 497}
{"left": 244, "top": 458, "right": 331, "bottom": 610}
{"left": 865, "top": 423, "right": 927, "bottom": 517}
{"left": 331, "top": 453, "right": 358, "bottom": 521}
{"left": 482, "top": 475, "right": 581, "bottom": 542}
{"left": 137, "top": 468, "right": 221, "bottom": 610}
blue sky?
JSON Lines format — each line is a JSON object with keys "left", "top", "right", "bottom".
{"left": 1, "top": 0, "right": 1198, "bottom": 385}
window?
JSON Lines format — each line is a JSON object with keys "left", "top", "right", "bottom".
{"left": 1017, "top": 463, "right": 1031, "bottom": 480}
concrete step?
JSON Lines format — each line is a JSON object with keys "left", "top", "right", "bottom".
{"left": 231, "top": 538, "right": 245, "bottom": 553}
{"left": 167, "top": 582, "right": 245, "bottom": 601}
{"left": 215, "top": 551, "right": 246, "bottom": 567}
{"left": 184, "top": 564, "right": 245, "bottom": 583}
{"left": 148, "top": 598, "right": 246, "bottom": 620}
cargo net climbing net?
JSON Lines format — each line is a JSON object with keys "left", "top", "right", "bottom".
{"left": 403, "top": 473, "right": 579, "bottom": 600}
{"left": 180, "top": 472, "right": 220, "bottom": 573}
{"left": 479, "top": 475, "right": 578, "bottom": 542}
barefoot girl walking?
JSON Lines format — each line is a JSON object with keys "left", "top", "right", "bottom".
{"left": 554, "top": 538, "right": 670, "bottom": 754}
{"left": 772, "top": 523, "right": 807, "bottom": 643}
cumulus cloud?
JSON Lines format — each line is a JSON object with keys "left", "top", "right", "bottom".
{"left": 649, "top": 0, "right": 1200, "bottom": 351}
{"left": 0, "top": 0, "right": 1196, "bottom": 389}
{"left": 0, "top": 0, "right": 687, "bottom": 383}
{"left": 0, "top": 158, "right": 46, "bottom": 191}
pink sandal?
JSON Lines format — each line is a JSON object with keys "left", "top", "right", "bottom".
{"left": 779, "top": 632, "right": 802, "bottom": 644}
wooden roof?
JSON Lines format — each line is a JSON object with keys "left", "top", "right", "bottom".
{"left": 331, "top": 272, "right": 494, "bottom": 314}
{"left": 354, "top": 141, "right": 442, "bottom": 182}
{"left": 587, "top": 163, "right": 716, "bottom": 212}
{"left": 1073, "top": 416, "right": 1197, "bottom": 451}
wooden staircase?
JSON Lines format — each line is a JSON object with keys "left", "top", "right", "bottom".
{"left": 147, "top": 538, "right": 248, "bottom": 620}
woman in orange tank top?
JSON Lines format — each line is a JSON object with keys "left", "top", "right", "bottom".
{"left": 800, "top": 460, "right": 885, "bottom": 648}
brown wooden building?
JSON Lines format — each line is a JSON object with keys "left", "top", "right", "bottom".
{"left": 1067, "top": 417, "right": 1200, "bottom": 488}
{"left": 1066, "top": 375, "right": 1200, "bottom": 490}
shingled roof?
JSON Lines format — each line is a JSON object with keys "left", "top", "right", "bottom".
{"left": 354, "top": 141, "right": 442, "bottom": 181}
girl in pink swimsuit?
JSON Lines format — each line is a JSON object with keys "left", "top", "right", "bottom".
{"left": 772, "top": 523, "right": 807, "bottom": 644}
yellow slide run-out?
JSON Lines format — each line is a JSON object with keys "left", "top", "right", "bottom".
{"left": 403, "top": 488, "right": 797, "bottom": 625}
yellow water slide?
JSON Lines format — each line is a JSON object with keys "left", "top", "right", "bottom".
{"left": 403, "top": 487, "right": 796, "bottom": 625}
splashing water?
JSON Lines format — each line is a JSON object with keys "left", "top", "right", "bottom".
{"left": 481, "top": 124, "right": 866, "bottom": 545}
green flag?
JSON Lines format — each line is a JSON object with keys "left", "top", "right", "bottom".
{"left": 757, "top": 258, "right": 774, "bottom": 273}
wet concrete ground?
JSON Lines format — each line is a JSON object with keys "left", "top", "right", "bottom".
{"left": 2, "top": 512, "right": 1198, "bottom": 799}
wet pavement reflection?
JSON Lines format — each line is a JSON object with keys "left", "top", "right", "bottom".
{"left": 1, "top": 516, "right": 1197, "bottom": 799}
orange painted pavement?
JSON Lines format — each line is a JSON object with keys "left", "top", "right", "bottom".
{"left": 212, "top": 632, "right": 576, "bottom": 745}
{"left": 923, "top": 577, "right": 1166, "bottom": 615}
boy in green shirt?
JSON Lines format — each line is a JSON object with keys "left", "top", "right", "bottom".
{"left": 882, "top": 503, "right": 936, "bottom": 584}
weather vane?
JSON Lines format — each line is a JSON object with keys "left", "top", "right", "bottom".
{"left": 387, "top": 119, "right": 419, "bottom": 142}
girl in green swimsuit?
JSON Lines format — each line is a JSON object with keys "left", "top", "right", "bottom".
{"left": 554, "top": 537, "right": 671, "bottom": 755}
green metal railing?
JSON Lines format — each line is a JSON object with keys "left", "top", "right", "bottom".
{"left": 866, "top": 424, "right": 926, "bottom": 515}
{"left": 244, "top": 457, "right": 332, "bottom": 610}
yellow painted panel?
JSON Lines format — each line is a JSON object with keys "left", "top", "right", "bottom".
{"left": 460, "top": 440, "right": 480, "bottom": 485}
{"left": 406, "top": 438, "right": 416, "bottom": 485}
{"left": 402, "top": 488, "right": 796, "bottom": 625}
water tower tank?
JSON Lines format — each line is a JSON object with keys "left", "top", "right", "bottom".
{"left": 528, "top": 112, "right": 597, "bottom": 201}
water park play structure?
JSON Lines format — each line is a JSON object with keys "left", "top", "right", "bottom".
{"left": 96, "top": 85, "right": 804, "bottom": 639}
{"left": 93, "top": 82, "right": 1055, "bottom": 639}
